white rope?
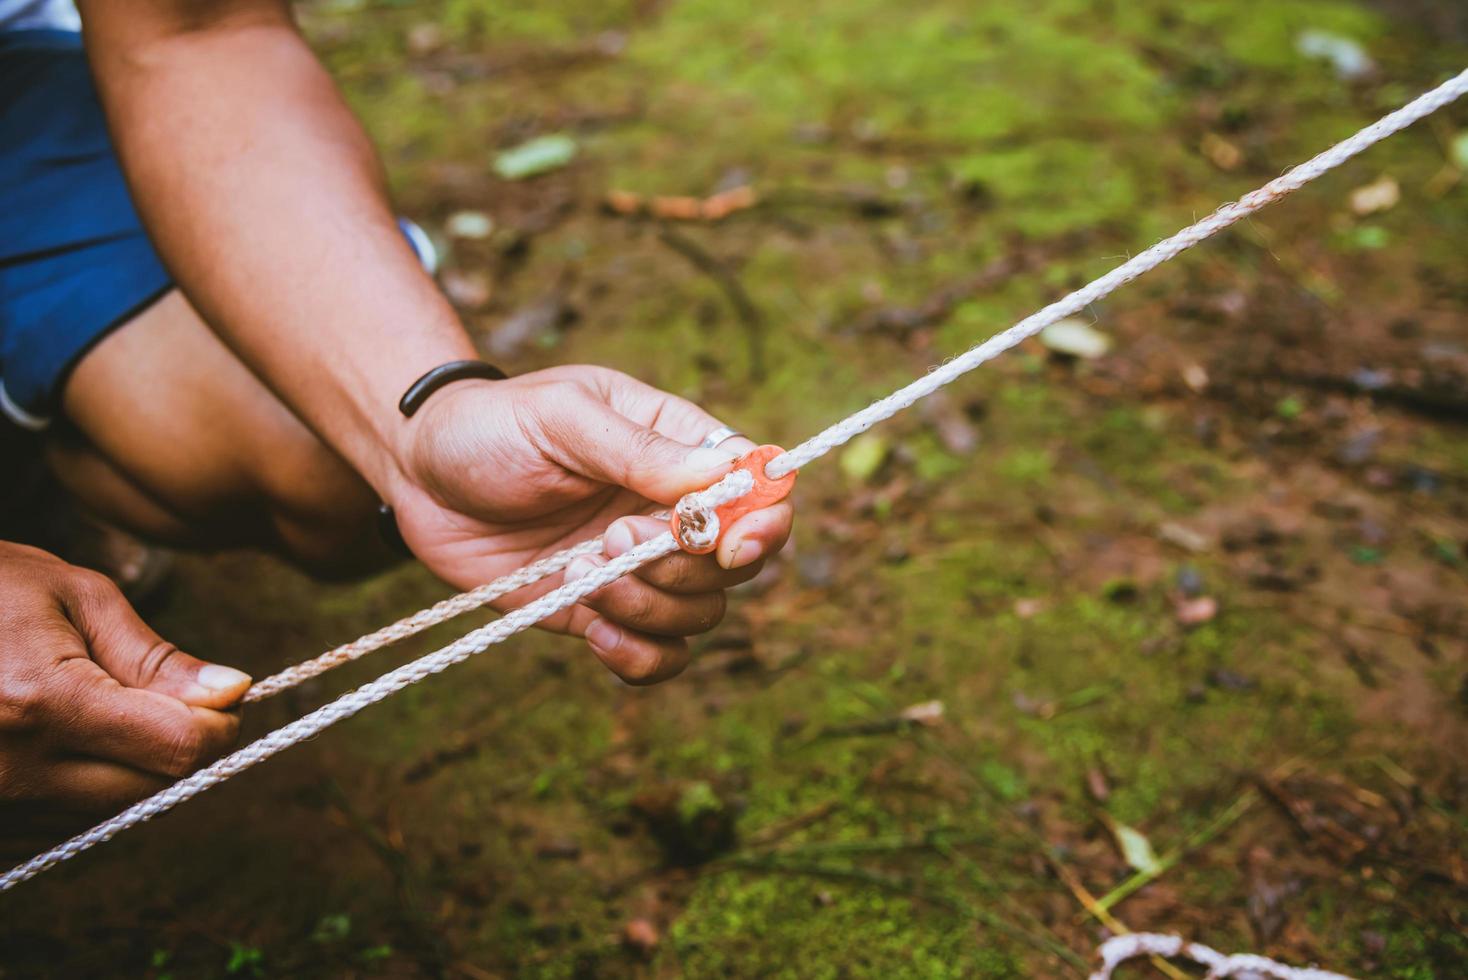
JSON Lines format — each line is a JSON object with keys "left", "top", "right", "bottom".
{"left": 242, "top": 536, "right": 606, "bottom": 701}
{"left": 3, "top": 68, "right": 1464, "bottom": 894}
{"left": 765, "top": 67, "right": 1468, "bottom": 478}
{"left": 0, "top": 474, "right": 750, "bottom": 891}
{"left": 1090, "top": 933, "right": 1355, "bottom": 980}
{"left": 246, "top": 67, "right": 1468, "bottom": 700}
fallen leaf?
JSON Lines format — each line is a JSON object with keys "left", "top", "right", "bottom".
{"left": 441, "top": 269, "right": 491, "bottom": 309}
{"left": 1451, "top": 132, "right": 1468, "bottom": 171}
{"left": 535, "top": 836, "right": 581, "bottom": 860}
{"left": 604, "top": 189, "right": 642, "bottom": 214}
{"left": 622, "top": 918, "right": 659, "bottom": 956}
{"left": 921, "top": 393, "right": 980, "bottom": 455}
{"left": 1200, "top": 132, "right": 1242, "bottom": 171}
{"left": 1349, "top": 176, "right": 1399, "bottom": 216}
{"left": 1086, "top": 768, "right": 1111, "bottom": 803}
{"left": 650, "top": 195, "right": 703, "bottom": 220}
{"left": 1296, "top": 30, "right": 1374, "bottom": 80}
{"left": 1040, "top": 318, "right": 1112, "bottom": 359}
{"left": 481, "top": 293, "right": 576, "bottom": 359}
{"left": 1158, "top": 522, "right": 1209, "bottom": 553}
{"left": 701, "top": 185, "right": 758, "bottom": 220}
{"left": 899, "top": 700, "right": 944, "bottom": 726}
{"left": 839, "top": 433, "right": 890, "bottom": 483}
{"left": 445, "top": 210, "right": 494, "bottom": 239}
{"left": 1181, "top": 362, "right": 1209, "bottom": 393}
{"left": 493, "top": 134, "right": 578, "bottom": 181}
{"left": 406, "top": 22, "right": 445, "bottom": 56}
{"left": 1014, "top": 597, "right": 1046, "bottom": 619}
{"left": 1111, "top": 822, "right": 1162, "bottom": 875}
{"left": 1175, "top": 595, "right": 1219, "bottom": 627}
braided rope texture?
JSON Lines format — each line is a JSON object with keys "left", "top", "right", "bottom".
{"left": 1090, "top": 933, "right": 1355, "bottom": 980}
{"left": 3, "top": 68, "right": 1464, "bottom": 894}
{"left": 0, "top": 477, "right": 750, "bottom": 891}
{"left": 765, "top": 67, "right": 1468, "bottom": 478}
{"left": 242, "top": 536, "right": 607, "bottom": 701}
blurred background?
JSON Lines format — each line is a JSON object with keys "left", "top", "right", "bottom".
{"left": 5, "top": 0, "right": 1467, "bottom": 976}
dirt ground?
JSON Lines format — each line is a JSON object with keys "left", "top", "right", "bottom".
{"left": 2, "top": 1, "right": 1466, "bottom": 977}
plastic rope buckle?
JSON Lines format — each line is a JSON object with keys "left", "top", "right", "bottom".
{"left": 670, "top": 445, "right": 796, "bottom": 555}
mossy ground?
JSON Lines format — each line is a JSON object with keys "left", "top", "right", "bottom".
{"left": 4, "top": 1, "right": 1467, "bottom": 977}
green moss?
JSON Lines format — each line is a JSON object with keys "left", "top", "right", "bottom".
{"left": 950, "top": 140, "right": 1144, "bottom": 238}
{"left": 10, "top": 2, "right": 1459, "bottom": 977}
{"left": 669, "top": 872, "right": 1022, "bottom": 978}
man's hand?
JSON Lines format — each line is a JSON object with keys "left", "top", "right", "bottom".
{"left": 0, "top": 543, "right": 250, "bottom": 852}
{"left": 76, "top": 3, "right": 793, "bottom": 687}
{"left": 388, "top": 366, "right": 795, "bottom": 686}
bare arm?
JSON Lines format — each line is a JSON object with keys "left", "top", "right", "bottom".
{"left": 77, "top": 0, "right": 794, "bottom": 684}
{"left": 78, "top": 0, "right": 470, "bottom": 502}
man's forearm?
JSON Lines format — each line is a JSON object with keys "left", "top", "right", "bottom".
{"left": 79, "top": 1, "right": 474, "bottom": 499}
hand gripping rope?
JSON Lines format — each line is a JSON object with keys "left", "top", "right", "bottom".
{"left": 3, "top": 70, "right": 1465, "bottom": 951}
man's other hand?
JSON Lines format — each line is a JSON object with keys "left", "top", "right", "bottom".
{"left": 0, "top": 543, "right": 249, "bottom": 853}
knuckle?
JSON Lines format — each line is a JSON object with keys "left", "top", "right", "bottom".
{"left": 160, "top": 722, "right": 209, "bottom": 777}
{"left": 0, "top": 676, "right": 45, "bottom": 732}
{"left": 623, "top": 586, "right": 661, "bottom": 628}
{"left": 133, "top": 640, "right": 181, "bottom": 688}
{"left": 661, "top": 557, "right": 697, "bottom": 593}
{"left": 624, "top": 428, "right": 671, "bottom": 480}
{"left": 70, "top": 568, "right": 121, "bottom": 608}
{"left": 216, "top": 711, "right": 242, "bottom": 745}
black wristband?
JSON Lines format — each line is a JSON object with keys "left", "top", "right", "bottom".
{"left": 379, "top": 359, "right": 508, "bottom": 556}
{"left": 398, "top": 359, "right": 507, "bottom": 418}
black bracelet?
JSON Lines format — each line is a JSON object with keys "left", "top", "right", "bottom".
{"left": 398, "top": 359, "right": 507, "bottom": 418}
{"left": 378, "top": 359, "right": 509, "bottom": 555}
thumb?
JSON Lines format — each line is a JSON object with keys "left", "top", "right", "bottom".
{"left": 63, "top": 573, "right": 251, "bottom": 709}
{"left": 549, "top": 394, "right": 741, "bottom": 505}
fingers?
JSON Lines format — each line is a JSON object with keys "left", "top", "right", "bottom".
{"left": 564, "top": 499, "right": 792, "bottom": 688}
{"left": 540, "top": 391, "right": 741, "bottom": 505}
{"left": 604, "top": 516, "right": 762, "bottom": 593}
{"left": 566, "top": 555, "right": 726, "bottom": 637}
{"left": 715, "top": 502, "right": 794, "bottom": 570}
{"left": 0, "top": 762, "right": 169, "bottom": 857}
{"left": 61, "top": 569, "right": 252, "bottom": 709}
{"left": 577, "top": 612, "right": 691, "bottom": 687}
{"left": 50, "top": 658, "right": 241, "bottom": 779}
{"left": 33, "top": 759, "right": 171, "bottom": 814}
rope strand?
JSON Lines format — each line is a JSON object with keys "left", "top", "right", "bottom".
{"left": 242, "top": 536, "right": 606, "bottom": 702}
{"left": 765, "top": 67, "right": 1468, "bottom": 478}
{"left": 0, "top": 473, "right": 752, "bottom": 891}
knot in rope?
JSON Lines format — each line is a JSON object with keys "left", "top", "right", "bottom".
{"left": 672, "top": 468, "right": 755, "bottom": 552}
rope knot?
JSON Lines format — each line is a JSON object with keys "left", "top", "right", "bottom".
{"left": 668, "top": 445, "right": 798, "bottom": 554}
{"left": 672, "top": 469, "right": 755, "bottom": 552}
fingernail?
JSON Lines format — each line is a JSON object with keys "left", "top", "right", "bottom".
{"left": 604, "top": 521, "right": 635, "bottom": 557}
{"left": 585, "top": 618, "right": 623, "bottom": 654}
{"left": 565, "top": 557, "right": 601, "bottom": 583}
{"left": 197, "top": 664, "right": 251, "bottom": 692}
{"left": 685, "top": 447, "right": 741, "bottom": 472}
{"left": 728, "top": 537, "right": 761, "bottom": 569}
